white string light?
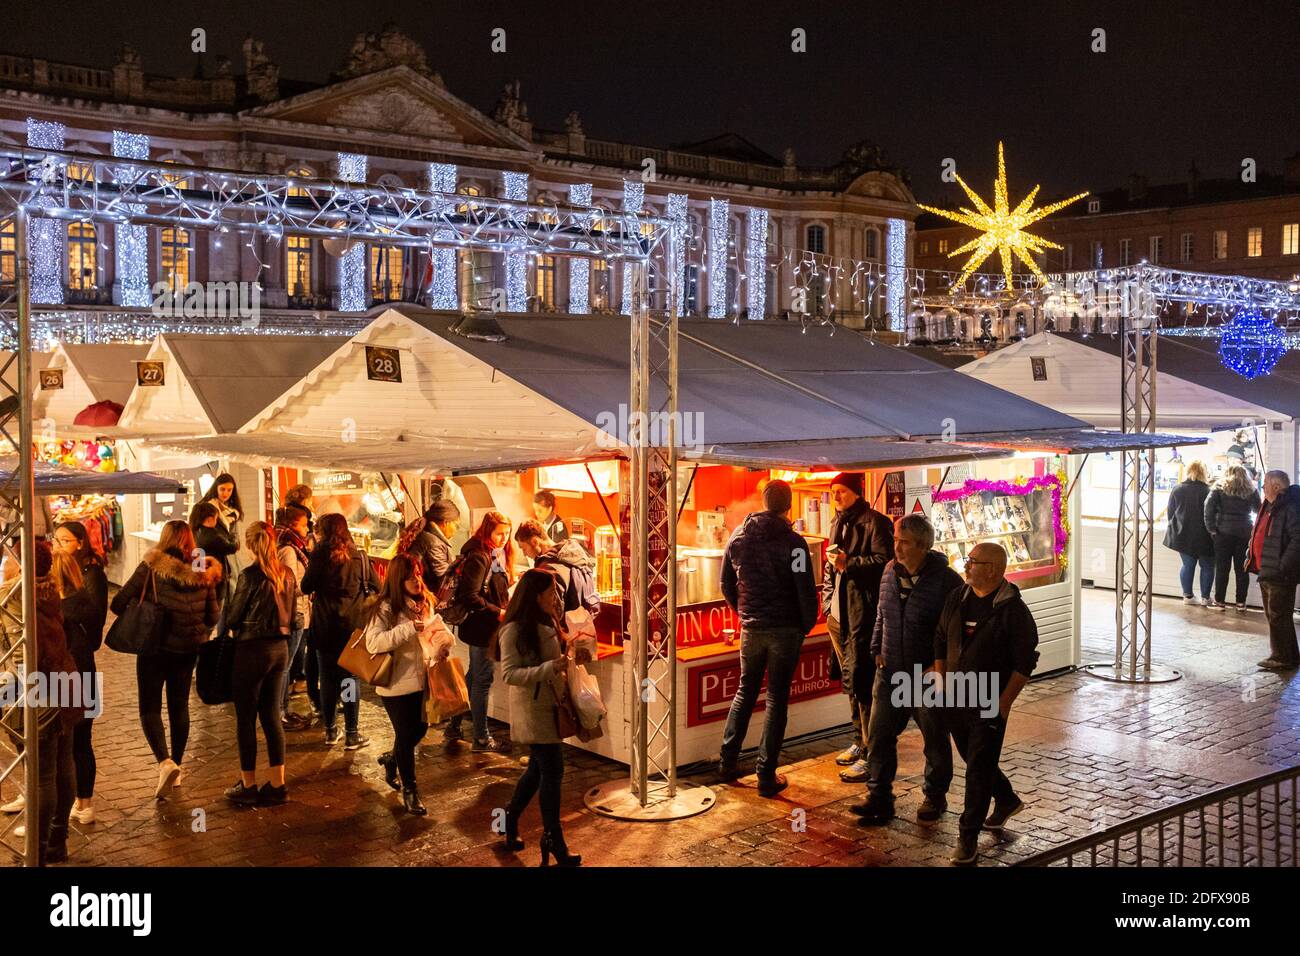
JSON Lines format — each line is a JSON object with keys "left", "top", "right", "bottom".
{"left": 428, "top": 162, "right": 458, "bottom": 310}
{"left": 112, "top": 130, "right": 151, "bottom": 307}
{"left": 336, "top": 152, "right": 368, "bottom": 312}
{"left": 746, "top": 209, "right": 768, "bottom": 320}
{"left": 708, "top": 198, "right": 729, "bottom": 318}
{"left": 26, "top": 118, "right": 65, "bottom": 305}
{"left": 569, "top": 183, "right": 593, "bottom": 315}
{"left": 886, "top": 217, "right": 907, "bottom": 331}
{"left": 621, "top": 179, "right": 645, "bottom": 315}
{"left": 502, "top": 171, "right": 529, "bottom": 312}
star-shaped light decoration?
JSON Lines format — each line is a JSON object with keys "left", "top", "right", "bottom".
{"left": 918, "top": 142, "right": 1088, "bottom": 289}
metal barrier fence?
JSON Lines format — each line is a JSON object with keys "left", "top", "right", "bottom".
{"left": 1019, "top": 765, "right": 1299, "bottom": 867}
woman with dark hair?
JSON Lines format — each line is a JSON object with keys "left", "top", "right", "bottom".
{"left": 223, "top": 522, "right": 297, "bottom": 807}
{"left": 199, "top": 472, "right": 244, "bottom": 533}
{"left": 274, "top": 506, "right": 312, "bottom": 730}
{"left": 284, "top": 483, "right": 316, "bottom": 535}
{"left": 500, "top": 568, "right": 583, "bottom": 866}
{"left": 51, "top": 521, "right": 108, "bottom": 825}
{"left": 364, "top": 554, "right": 453, "bottom": 814}
{"left": 301, "top": 512, "right": 379, "bottom": 749}
{"left": 445, "top": 511, "right": 515, "bottom": 752}
{"left": 111, "top": 519, "right": 222, "bottom": 799}
{"left": 1205, "top": 464, "right": 1263, "bottom": 611}
{"left": 190, "top": 500, "right": 239, "bottom": 607}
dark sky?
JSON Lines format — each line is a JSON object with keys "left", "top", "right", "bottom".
{"left": 9, "top": 1, "right": 1299, "bottom": 203}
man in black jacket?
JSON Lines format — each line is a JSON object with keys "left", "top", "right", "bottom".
{"left": 412, "top": 500, "right": 460, "bottom": 594}
{"left": 1248, "top": 470, "right": 1300, "bottom": 669}
{"left": 821, "top": 472, "right": 894, "bottom": 783}
{"left": 717, "top": 480, "right": 819, "bottom": 798}
{"left": 934, "top": 542, "right": 1039, "bottom": 865}
{"left": 854, "top": 515, "right": 962, "bottom": 825}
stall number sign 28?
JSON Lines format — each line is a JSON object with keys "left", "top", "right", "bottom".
{"left": 365, "top": 346, "right": 402, "bottom": 383}
{"left": 136, "top": 361, "right": 165, "bottom": 387}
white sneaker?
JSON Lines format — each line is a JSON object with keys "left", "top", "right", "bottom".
{"left": 173, "top": 766, "right": 184, "bottom": 787}
{"left": 1182, "top": 595, "right": 1197, "bottom": 605}
{"left": 0, "top": 793, "right": 25, "bottom": 813}
{"left": 12, "top": 824, "right": 23, "bottom": 838}
{"left": 155, "top": 759, "right": 181, "bottom": 800}
{"left": 70, "top": 805, "right": 96, "bottom": 825}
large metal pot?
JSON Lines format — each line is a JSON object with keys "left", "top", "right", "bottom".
{"left": 679, "top": 547, "right": 725, "bottom": 605}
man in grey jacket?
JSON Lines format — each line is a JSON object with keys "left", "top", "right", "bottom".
{"left": 717, "top": 480, "right": 819, "bottom": 797}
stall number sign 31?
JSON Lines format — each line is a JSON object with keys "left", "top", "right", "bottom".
{"left": 136, "top": 361, "right": 165, "bottom": 387}
{"left": 365, "top": 346, "right": 402, "bottom": 383}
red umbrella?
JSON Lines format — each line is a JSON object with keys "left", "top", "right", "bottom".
{"left": 72, "top": 400, "right": 123, "bottom": 427}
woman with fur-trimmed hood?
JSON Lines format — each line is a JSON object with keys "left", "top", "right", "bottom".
{"left": 111, "top": 519, "right": 222, "bottom": 799}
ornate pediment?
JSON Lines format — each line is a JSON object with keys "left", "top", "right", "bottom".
{"left": 325, "top": 85, "right": 460, "bottom": 139}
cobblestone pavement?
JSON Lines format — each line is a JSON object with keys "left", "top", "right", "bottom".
{"left": 3, "top": 588, "right": 1296, "bottom": 867}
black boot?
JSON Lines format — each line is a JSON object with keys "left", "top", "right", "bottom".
{"left": 539, "top": 828, "right": 581, "bottom": 867}
{"left": 502, "top": 807, "right": 525, "bottom": 851}
{"left": 402, "top": 787, "right": 427, "bottom": 816}
{"left": 377, "top": 752, "right": 400, "bottom": 791}
{"left": 47, "top": 825, "right": 69, "bottom": 864}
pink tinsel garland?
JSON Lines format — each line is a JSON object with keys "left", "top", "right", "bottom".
{"left": 930, "top": 474, "right": 1066, "bottom": 555}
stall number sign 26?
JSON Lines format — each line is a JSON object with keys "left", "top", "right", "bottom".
{"left": 365, "top": 346, "right": 402, "bottom": 383}
{"left": 136, "top": 360, "right": 165, "bottom": 387}
{"left": 39, "top": 369, "right": 64, "bottom": 390}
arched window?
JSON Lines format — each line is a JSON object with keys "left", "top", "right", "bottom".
{"left": 370, "top": 228, "right": 403, "bottom": 302}
{"left": 68, "top": 222, "right": 97, "bottom": 291}
{"left": 536, "top": 254, "right": 557, "bottom": 310}
{"left": 286, "top": 234, "right": 312, "bottom": 298}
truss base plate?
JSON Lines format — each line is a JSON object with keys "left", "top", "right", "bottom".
{"left": 1082, "top": 661, "right": 1183, "bottom": 684}
{"left": 584, "top": 781, "right": 716, "bottom": 821}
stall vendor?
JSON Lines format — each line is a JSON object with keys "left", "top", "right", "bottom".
{"left": 532, "top": 490, "right": 569, "bottom": 544}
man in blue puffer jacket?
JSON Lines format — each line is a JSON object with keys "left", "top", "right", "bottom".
{"left": 853, "top": 514, "right": 962, "bottom": 826}
{"left": 717, "top": 480, "right": 819, "bottom": 797}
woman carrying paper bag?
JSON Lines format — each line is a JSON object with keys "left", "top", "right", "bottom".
{"left": 362, "top": 554, "right": 452, "bottom": 816}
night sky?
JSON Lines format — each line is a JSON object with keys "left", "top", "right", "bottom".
{"left": 8, "top": 1, "right": 1298, "bottom": 203}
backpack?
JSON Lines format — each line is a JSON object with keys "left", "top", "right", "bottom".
{"left": 435, "top": 555, "right": 470, "bottom": 626}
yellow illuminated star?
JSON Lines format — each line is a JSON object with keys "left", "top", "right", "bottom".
{"left": 918, "top": 142, "right": 1088, "bottom": 288}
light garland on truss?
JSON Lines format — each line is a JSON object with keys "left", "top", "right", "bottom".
{"left": 621, "top": 180, "right": 645, "bottom": 315}
{"left": 746, "top": 209, "right": 768, "bottom": 320}
{"left": 568, "top": 183, "right": 593, "bottom": 315}
{"left": 26, "top": 118, "right": 65, "bottom": 305}
{"left": 502, "top": 171, "right": 529, "bottom": 312}
{"left": 666, "top": 193, "right": 688, "bottom": 316}
{"left": 708, "top": 198, "right": 729, "bottom": 319}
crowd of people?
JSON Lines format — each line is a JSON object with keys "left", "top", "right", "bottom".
{"left": 6, "top": 455, "right": 1298, "bottom": 867}
{"left": 3, "top": 477, "right": 600, "bottom": 866}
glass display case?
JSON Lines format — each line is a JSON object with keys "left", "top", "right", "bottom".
{"left": 931, "top": 474, "right": 1066, "bottom": 588}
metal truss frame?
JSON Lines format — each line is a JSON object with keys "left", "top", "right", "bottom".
{"left": 0, "top": 147, "right": 681, "bottom": 865}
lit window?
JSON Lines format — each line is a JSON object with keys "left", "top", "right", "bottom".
{"left": 68, "top": 222, "right": 97, "bottom": 290}
{"left": 1087, "top": 199, "right": 1100, "bottom": 213}
{"left": 1283, "top": 223, "right": 1299, "bottom": 256}
{"left": 536, "top": 254, "right": 557, "bottom": 310}
{"left": 160, "top": 227, "right": 191, "bottom": 293}
{"left": 1120, "top": 238, "right": 1132, "bottom": 266}
{"left": 919, "top": 240, "right": 930, "bottom": 256}
{"left": 938, "top": 238, "right": 949, "bottom": 255}
{"left": 1092, "top": 240, "right": 1104, "bottom": 267}
{"left": 1180, "top": 233, "right": 1194, "bottom": 263}
{"left": 1214, "top": 230, "right": 1228, "bottom": 259}
{"left": 286, "top": 234, "right": 312, "bottom": 296}
{"left": 456, "top": 183, "right": 481, "bottom": 216}
{"left": 285, "top": 166, "right": 315, "bottom": 199}
{"left": 591, "top": 258, "right": 610, "bottom": 310}
{"left": 1149, "top": 236, "right": 1163, "bottom": 265}
{"left": 0, "top": 218, "right": 15, "bottom": 284}
{"left": 370, "top": 239, "right": 403, "bottom": 301}
{"left": 1247, "top": 227, "right": 1262, "bottom": 257}
{"left": 805, "top": 224, "right": 825, "bottom": 253}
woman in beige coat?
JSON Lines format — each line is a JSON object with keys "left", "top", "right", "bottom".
{"left": 363, "top": 554, "right": 452, "bottom": 815}
{"left": 499, "top": 568, "right": 589, "bottom": 866}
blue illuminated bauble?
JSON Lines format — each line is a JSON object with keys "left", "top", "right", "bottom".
{"left": 1218, "top": 309, "right": 1285, "bottom": 380}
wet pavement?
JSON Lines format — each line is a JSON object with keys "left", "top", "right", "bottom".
{"left": 4, "top": 588, "right": 1296, "bottom": 867}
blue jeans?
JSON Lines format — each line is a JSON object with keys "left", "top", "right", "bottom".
{"left": 316, "top": 648, "right": 359, "bottom": 735}
{"left": 719, "top": 627, "right": 805, "bottom": 779}
{"left": 281, "top": 627, "right": 305, "bottom": 710}
{"left": 449, "top": 644, "right": 494, "bottom": 742}
{"left": 1178, "top": 551, "right": 1213, "bottom": 600}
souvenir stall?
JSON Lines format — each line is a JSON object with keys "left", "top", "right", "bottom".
{"left": 153, "top": 306, "right": 1191, "bottom": 766}
{"left": 106, "top": 333, "right": 344, "bottom": 578}
{"left": 959, "top": 331, "right": 1300, "bottom": 602}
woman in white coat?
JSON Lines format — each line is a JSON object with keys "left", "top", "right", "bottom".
{"left": 362, "top": 553, "right": 452, "bottom": 815}
{"left": 499, "top": 568, "right": 593, "bottom": 866}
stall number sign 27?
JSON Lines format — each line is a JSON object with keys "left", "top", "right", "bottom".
{"left": 136, "top": 361, "right": 165, "bottom": 387}
{"left": 366, "top": 346, "right": 402, "bottom": 383}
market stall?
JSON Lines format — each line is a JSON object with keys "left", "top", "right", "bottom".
{"left": 959, "top": 331, "right": 1297, "bottom": 601}
{"left": 151, "top": 306, "right": 1191, "bottom": 766}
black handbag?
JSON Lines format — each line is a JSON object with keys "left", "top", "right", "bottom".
{"left": 105, "top": 570, "right": 164, "bottom": 656}
{"left": 342, "top": 552, "right": 377, "bottom": 631}
{"left": 196, "top": 632, "right": 236, "bottom": 705}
